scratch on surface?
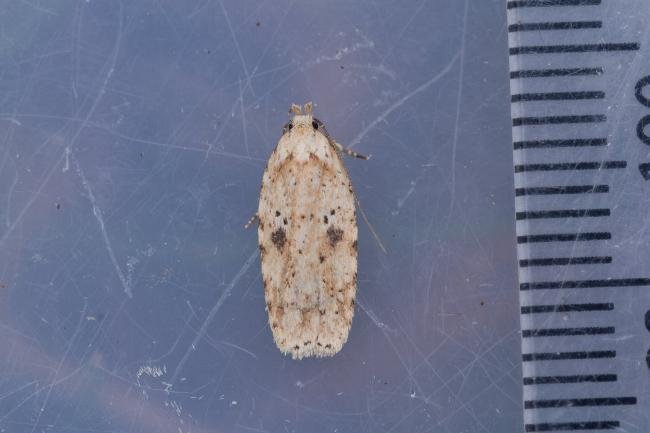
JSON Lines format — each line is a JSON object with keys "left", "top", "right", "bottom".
{"left": 345, "top": 63, "right": 396, "bottom": 80}
{"left": 238, "top": 79, "right": 250, "bottom": 157}
{"left": 447, "top": 0, "right": 468, "bottom": 220}
{"left": 103, "top": 126, "right": 265, "bottom": 162}
{"left": 5, "top": 162, "right": 18, "bottom": 229}
{"left": 137, "top": 364, "right": 167, "bottom": 383}
{"left": 216, "top": 340, "right": 259, "bottom": 360}
{"left": 169, "top": 249, "right": 258, "bottom": 385}
{"left": 2, "top": 117, "right": 22, "bottom": 125}
{"left": 0, "top": 2, "right": 122, "bottom": 246}
{"left": 28, "top": 301, "right": 87, "bottom": 433}
{"left": 305, "top": 28, "right": 375, "bottom": 67}
{"left": 356, "top": 197, "right": 388, "bottom": 255}
{"left": 62, "top": 146, "right": 71, "bottom": 172}
{"left": 388, "top": 330, "right": 519, "bottom": 433}
{"left": 73, "top": 155, "right": 132, "bottom": 298}
{"left": 356, "top": 297, "right": 397, "bottom": 334}
{"left": 348, "top": 50, "right": 460, "bottom": 149}
{"left": 217, "top": 0, "right": 254, "bottom": 97}
{"left": 397, "top": 180, "right": 417, "bottom": 209}
{"left": 19, "top": 0, "right": 58, "bottom": 16}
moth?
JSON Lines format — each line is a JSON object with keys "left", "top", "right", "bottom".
{"left": 251, "top": 102, "right": 367, "bottom": 359}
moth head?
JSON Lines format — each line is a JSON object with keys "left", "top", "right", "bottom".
{"left": 282, "top": 102, "right": 327, "bottom": 136}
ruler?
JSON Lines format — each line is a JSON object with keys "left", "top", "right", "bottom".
{"left": 506, "top": 1, "right": 650, "bottom": 432}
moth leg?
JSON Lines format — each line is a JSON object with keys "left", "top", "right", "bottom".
{"left": 244, "top": 213, "right": 259, "bottom": 229}
{"left": 332, "top": 141, "right": 370, "bottom": 160}
{"left": 290, "top": 104, "right": 302, "bottom": 115}
{"left": 303, "top": 101, "right": 313, "bottom": 115}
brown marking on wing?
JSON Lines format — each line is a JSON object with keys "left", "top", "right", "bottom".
{"left": 271, "top": 227, "right": 286, "bottom": 250}
{"left": 326, "top": 225, "right": 344, "bottom": 247}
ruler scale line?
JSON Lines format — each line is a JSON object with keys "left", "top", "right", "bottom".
{"left": 507, "top": 0, "right": 601, "bottom": 8}
{"left": 514, "top": 138, "right": 607, "bottom": 149}
{"left": 516, "top": 209, "right": 609, "bottom": 220}
{"left": 524, "top": 396, "right": 636, "bottom": 409}
{"left": 520, "top": 278, "right": 650, "bottom": 290}
{"left": 509, "top": 21, "right": 602, "bottom": 32}
{"left": 522, "top": 351, "right": 616, "bottom": 361}
{"left": 523, "top": 374, "right": 617, "bottom": 385}
{"left": 510, "top": 43, "right": 639, "bottom": 55}
{"left": 519, "top": 256, "right": 612, "bottom": 267}
{"left": 512, "top": 91, "right": 605, "bottom": 101}
{"left": 522, "top": 326, "right": 615, "bottom": 337}
{"left": 517, "top": 232, "right": 611, "bottom": 243}
{"left": 510, "top": 67, "right": 603, "bottom": 78}
{"left": 524, "top": 420, "right": 619, "bottom": 432}
{"left": 515, "top": 185, "right": 608, "bottom": 196}
{"left": 513, "top": 114, "right": 606, "bottom": 125}
{"left": 514, "top": 161, "right": 626, "bottom": 172}
{"left": 521, "top": 303, "right": 614, "bottom": 313}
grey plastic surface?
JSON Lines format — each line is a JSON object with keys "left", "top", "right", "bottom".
{"left": 0, "top": 1, "right": 520, "bottom": 432}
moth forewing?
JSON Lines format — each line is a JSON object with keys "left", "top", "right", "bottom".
{"left": 257, "top": 103, "right": 359, "bottom": 359}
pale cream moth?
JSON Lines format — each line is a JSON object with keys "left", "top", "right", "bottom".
{"left": 253, "top": 102, "right": 367, "bottom": 359}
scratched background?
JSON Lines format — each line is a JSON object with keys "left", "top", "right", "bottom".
{"left": 0, "top": 1, "right": 519, "bottom": 432}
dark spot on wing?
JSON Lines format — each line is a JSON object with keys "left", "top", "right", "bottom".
{"left": 323, "top": 215, "right": 328, "bottom": 224}
{"left": 275, "top": 210, "right": 281, "bottom": 216}
{"left": 319, "top": 255, "right": 325, "bottom": 263}
{"left": 283, "top": 217, "right": 288, "bottom": 225}
{"left": 352, "top": 240, "right": 358, "bottom": 251}
{"left": 327, "top": 225, "right": 344, "bottom": 247}
{"left": 271, "top": 227, "right": 286, "bottom": 250}
{"left": 330, "top": 209, "right": 335, "bottom": 215}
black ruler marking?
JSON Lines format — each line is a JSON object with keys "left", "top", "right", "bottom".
{"left": 513, "top": 114, "right": 605, "bottom": 126}
{"left": 512, "top": 91, "right": 604, "bottom": 102}
{"left": 509, "top": 21, "right": 602, "bottom": 32}
{"left": 522, "top": 350, "right": 615, "bottom": 362}
{"left": 515, "top": 161, "right": 626, "bottom": 172}
{"left": 519, "top": 256, "right": 611, "bottom": 267}
{"left": 523, "top": 374, "right": 617, "bottom": 385}
{"left": 507, "top": 0, "right": 601, "bottom": 8}
{"left": 516, "top": 208, "right": 609, "bottom": 220}
{"left": 510, "top": 67, "right": 603, "bottom": 78}
{"left": 518, "top": 232, "right": 611, "bottom": 243}
{"left": 510, "top": 43, "right": 639, "bottom": 55}
{"left": 522, "top": 326, "right": 614, "bottom": 337}
{"left": 515, "top": 185, "right": 608, "bottom": 196}
{"left": 514, "top": 138, "right": 607, "bottom": 149}
{"left": 525, "top": 420, "right": 619, "bottom": 432}
{"left": 525, "top": 396, "right": 636, "bottom": 409}
{"left": 521, "top": 303, "right": 613, "bottom": 314}
{"left": 521, "top": 278, "right": 650, "bottom": 290}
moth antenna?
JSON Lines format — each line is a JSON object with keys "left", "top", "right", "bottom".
{"left": 303, "top": 101, "right": 313, "bottom": 115}
{"left": 244, "top": 213, "right": 259, "bottom": 229}
{"left": 290, "top": 104, "right": 302, "bottom": 116}
{"left": 332, "top": 141, "right": 370, "bottom": 160}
